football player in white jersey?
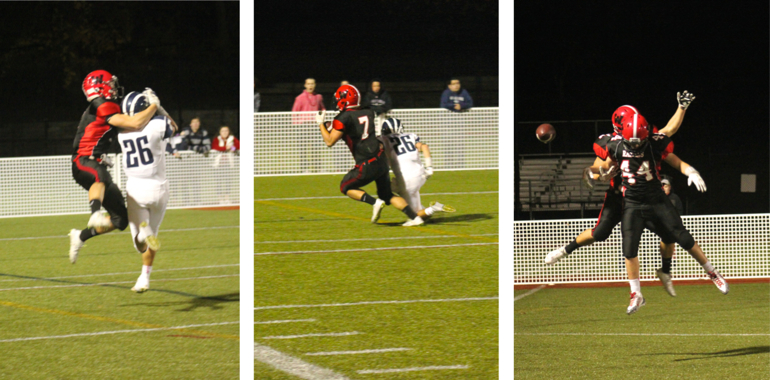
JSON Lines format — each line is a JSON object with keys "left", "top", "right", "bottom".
{"left": 379, "top": 118, "right": 454, "bottom": 219}
{"left": 118, "top": 90, "right": 177, "bottom": 293}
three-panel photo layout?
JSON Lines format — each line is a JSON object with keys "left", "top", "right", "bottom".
{"left": 0, "top": 1, "right": 768, "bottom": 379}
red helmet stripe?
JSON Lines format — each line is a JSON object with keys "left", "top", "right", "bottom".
{"left": 633, "top": 113, "right": 638, "bottom": 138}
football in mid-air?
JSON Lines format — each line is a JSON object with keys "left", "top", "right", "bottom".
{"left": 536, "top": 123, "right": 556, "bottom": 143}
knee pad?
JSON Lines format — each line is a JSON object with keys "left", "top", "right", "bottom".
{"left": 677, "top": 230, "right": 695, "bottom": 251}
{"left": 591, "top": 227, "right": 612, "bottom": 242}
{"left": 112, "top": 214, "right": 129, "bottom": 231}
{"left": 622, "top": 248, "right": 639, "bottom": 259}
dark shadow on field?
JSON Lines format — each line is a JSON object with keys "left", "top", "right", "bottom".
{"left": 378, "top": 213, "right": 495, "bottom": 226}
{"left": 642, "top": 346, "right": 770, "bottom": 361}
{"left": 129, "top": 292, "right": 240, "bottom": 312}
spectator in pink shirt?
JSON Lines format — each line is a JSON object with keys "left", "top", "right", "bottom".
{"left": 292, "top": 78, "right": 325, "bottom": 124}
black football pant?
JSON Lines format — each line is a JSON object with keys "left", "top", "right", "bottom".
{"left": 621, "top": 194, "right": 693, "bottom": 259}
{"left": 72, "top": 155, "right": 128, "bottom": 231}
{"left": 339, "top": 149, "right": 394, "bottom": 205}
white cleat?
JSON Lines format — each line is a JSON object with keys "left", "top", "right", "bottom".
{"left": 69, "top": 229, "right": 84, "bottom": 264}
{"left": 544, "top": 246, "right": 568, "bottom": 265}
{"left": 429, "top": 201, "right": 456, "bottom": 213}
{"left": 86, "top": 211, "right": 111, "bottom": 229}
{"left": 708, "top": 270, "right": 729, "bottom": 294}
{"left": 131, "top": 274, "right": 150, "bottom": 293}
{"left": 402, "top": 216, "right": 424, "bottom": 227}
{"left": 626, "top": 292, "right": 646, "bottom": 315}
{"left": 656, "top": 269, "right": 676, "bottom": 297}
{"left": 371, "top": 199, "right": 386, "bottom": 223}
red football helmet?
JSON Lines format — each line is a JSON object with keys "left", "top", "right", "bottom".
{"left": 621, "top": 112, "right": 649, "bottom": 150}
{"left": 334, "top": 84, "right": 361, "bottom": 111}
{"left": 82, "top": 70, "right": 123, "bottom": 101}
{"left": 611, "top": 105, "right": 639, "bottom": 135}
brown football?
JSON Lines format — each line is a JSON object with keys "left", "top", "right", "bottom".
{"left": 536, "top": 123, "right": 556, "bottom": 143}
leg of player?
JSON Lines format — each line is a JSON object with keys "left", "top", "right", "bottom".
{"left": 621, "top": 206, "right": 646, "bottom": 315}
{"left": 389, "top": 196, "right": 424, "bottom": 226}
{"left": 68, "top": 221, "right": 116, "bottom": 264}
{"left": 656, "top": 242, "right": 677, "bottom": 297}
{"left": 132, "top": 222, "right": 158, "bottom": 293}
{"left": 345, "top": 189, "right": 386, "bottom": 223}
{"left": 625, "top": 256, "right": 646, "bottom": 315}
{"left": 86, "top": 182, "right": 111, "bottom": 228}
{"left": 685, "top": 242, "right": 729, "bottom": 294}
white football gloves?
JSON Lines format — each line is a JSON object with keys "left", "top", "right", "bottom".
{"left": 677, "top": 90, "right": 695, "bottom": 110}
{"left": 316, "top": 110, "right": 326, "bottom": 126}
{"left": 599, "top": 165, "right": 619, "bottom": 181}
{"left": 424, "top": 166, "right": 434, "bottom": 179}
{"left": 143, "top": 87, "right": 160, "bottom": 107}
{"left": 685, "top": 166, "right": 707, "bottom": 192}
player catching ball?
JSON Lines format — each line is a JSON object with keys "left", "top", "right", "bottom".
{"left": 380, "top": 117, "right": 454, "bottom": 219}
{"left": 317, "top": 84, "right": 435, "bottom": 226}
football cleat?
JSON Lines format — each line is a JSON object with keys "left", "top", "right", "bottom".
{"left": 371, "top": 199, "right": 386, "bottom": 223}
{"left": 402, "top": 216, "right": 424, "bottom": 227}
{"left": 544, "top": 246, "right": 568, "bottom": 265}
{"left": 131, "top": 274, "right": 150, "bottom": 293}
{"left": 429, "top": 201, "right": 456, "bottom": 213}
{"left": 656, "top": 269, "right": 676, "bottom": 297}
{"left": 626, "top": 292, "right": 646, "bottom": 315}
{"left": 146, "top": 235, "right": 160, "bottom": 252}
{"left": 87, "top": 211, "right": 111, "bottom": 229}
{"left": 69, "top": 229, "right": 84, "bottom": 264}
{"left": 708, "top": 270, "right": 729, "bottom": 294}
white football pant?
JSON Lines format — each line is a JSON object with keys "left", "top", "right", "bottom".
{"left": 127, "top": 179, "right": 170, "bottom": 253}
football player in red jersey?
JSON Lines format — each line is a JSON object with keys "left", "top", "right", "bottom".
{"left": 546, "top": 92, "right": 696, "bottom": 296}
{"left": 593, "top": 113, "right": 728, "bottom": 314}
{"left": 316, "top": 84, "right": 428, "bottom": 226}
{"left": 69, "top": 70, "right": 160, "bottom": 263}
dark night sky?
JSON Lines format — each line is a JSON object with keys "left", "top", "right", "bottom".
{"left": 256, "top": 0, "right": 498, "bottom": 85}
{"left": 0, "top": 2, "right": 239, "bottom": 123}
{"left": 515, "top": 1, "right": 769, "bottom": 213}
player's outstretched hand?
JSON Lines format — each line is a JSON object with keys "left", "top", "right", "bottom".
{"left": 599, "top": 165, "right": 619, "bottom": 181}
{"left": 582, "top": 167, "right": 595, "bottom": 190}
{"left": 685, "top": 166, "right": 707, "bottom": 192}
{"left": 424, "top": 166, "right": 434, "bottom": 179}
{"left": 677, "top": 90, "right": 695, "bottom": 110}
{"left": 143, "top": 88, "right": 160, "bottom": 107}
{"left": 316, "top": 110, "right": 326, "bottom": 126}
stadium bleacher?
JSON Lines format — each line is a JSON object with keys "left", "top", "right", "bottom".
{"left": 518, "top": 154, "right": 603, "bottom": 216}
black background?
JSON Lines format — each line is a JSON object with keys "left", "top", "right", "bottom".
{"left": 515, "top": 1, "right": 770, "bottom": 215}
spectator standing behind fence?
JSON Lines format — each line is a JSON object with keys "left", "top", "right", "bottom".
{"left": 179, "top": 117, "right": 211, "bottom": 155}
{"left": 254, "top": 79, "right": 261, "bottom": 112}
{"left": 292, "top": 78, "right": 325, "bottom": 113}
{"left": 212, "top": 125, "right": 240, "bottom": 153}
{"left": 362, "top": 79, "right": 392, "bottom": 116}
{"left": 661, "top": 177, "right": 684, "bottom": 215}
{"left": 440, "top": 78, "right": 473, "bottom": 112}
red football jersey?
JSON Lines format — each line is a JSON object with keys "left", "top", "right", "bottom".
{"left": 73, "top": 97, "right": 121, "bottom": 157}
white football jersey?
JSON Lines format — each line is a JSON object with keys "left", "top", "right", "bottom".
{"left": 381, "top": 132, "right": 425, "bottom": 180}
{"left": 118, "top": 116, "right": 174, "bottom": 182}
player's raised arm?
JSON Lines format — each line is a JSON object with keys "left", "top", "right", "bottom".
{"left": 110, "top": 103, "right": 158, "bottom": 131}
{"left": 663, "top": 153, "right": 707, "bottom": 192}
{"left": 658, "top": 90, "right": 695, "bottom": 137}
{"left": 318, "top": 111, "right": 343, "bottom": 147}
{"left": 416, "top": 141, "right": 434, "bottom": 178}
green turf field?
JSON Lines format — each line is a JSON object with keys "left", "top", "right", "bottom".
{"left": 255, "top": 170, "right": 499, "bottom": 379}
{"left": 514, "top": 282, "right": 770, "bottom": 379}
{"left": 0, "top": 209, "right": 239, "bottom": 379}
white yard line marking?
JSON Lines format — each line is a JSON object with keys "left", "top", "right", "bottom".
{"left": 0, "top": 226, "right": 239, "bottom": 242}
{"left": 305, "top": 348, "right": 412, "bottom": 356}
{"left": 0, "top": 264, "right": 239, "bottom": 283}
{"left": 515, "top": 332, "right": 770, "bottom": 337}
{"left": 256, "top": 234, "right": 498, "bottom": 244}
{"left": 0, "top": 274, "right": 238, "bottom": 291}
{"left": 513, "top": 285, "right": 546, "bottom": 302}
{"left": 262, "top": 332, "right": 362, "bottom": 340}
{"left": 255, "top": 242, "right": 498, "bottom": 255}
{"left": 0, "top": 321, "right": 239, "bottom": 343}
{"left": 255, "top": 191, "right": 497, "bottom": 202}
{"left": 255, "top": 319, "right": 316, "bottom": 325}
{"left": 255, "top": 343, "right": 352, "bottom": 380}
{"left": 357, "top": 365, "right": 469, "bottom": 374}
{"left": 255, "top": 296, "right": 498, "bottom": 310}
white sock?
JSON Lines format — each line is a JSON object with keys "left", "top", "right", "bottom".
{"left": 142, "top": 265, "right": 152, "bottom": 278}
{"left": 424, "top": 207, "right": 434, "bottom": 216}
{"left": 701, "top": 261, "right": 715, "bottom": 273}
{"left": 629, "top": 279, "right": 641, "bottom": 294}
{"left": 137, "top": 230, "right": 147, "bottom": 243}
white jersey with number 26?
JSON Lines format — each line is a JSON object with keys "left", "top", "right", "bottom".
{"left": 118, "top": 115, "right": 174, "bottom": 182}
{"left": 381, "top": 132, "right": 425, "bottom": 180}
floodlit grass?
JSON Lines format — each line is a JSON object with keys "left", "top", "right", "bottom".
{"left": 514, "top": 282, "right": 770, "bottom": 379}
{"left": 0, "top": 209, "right": 239, "bottom": 379}
{"left": 255, "top": 170, "right": 499, "bottom": 379}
